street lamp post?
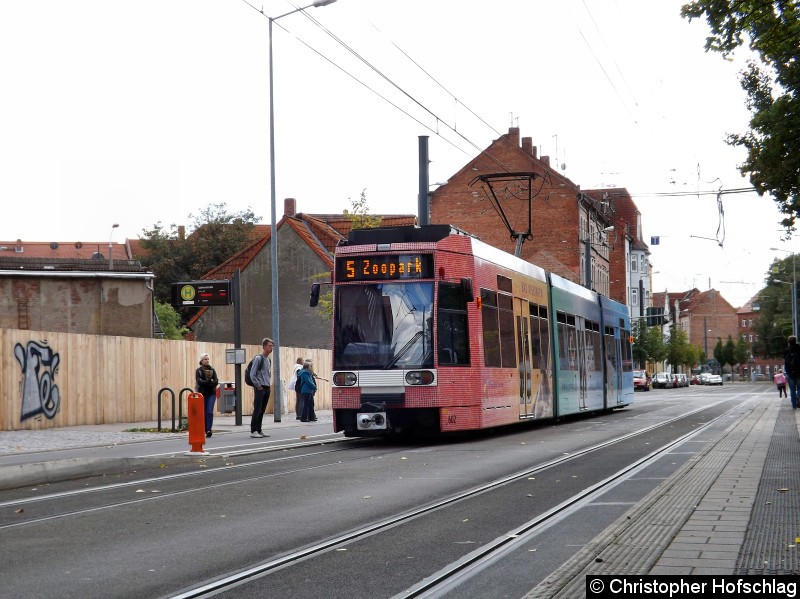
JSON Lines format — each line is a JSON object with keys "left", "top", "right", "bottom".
{"left": 109, "top": 223, "right": 119, "bottom": 270}
{"left": 266, "top": 0, "right": 336, "bottom": 422}
{"left": 770, "top": 247, "right": 797, "bottom": 338}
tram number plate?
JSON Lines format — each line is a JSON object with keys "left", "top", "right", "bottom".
{"left": 447, "top": 414, "right": 457, "bottom": 425}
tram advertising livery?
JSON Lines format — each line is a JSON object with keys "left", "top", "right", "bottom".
{"left": 312, "top": 224, "right": 634, "bottom": 437}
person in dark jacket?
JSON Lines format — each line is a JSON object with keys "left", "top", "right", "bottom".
{"left": 297, "top": 359, "right": 318, "bottom": 422}
{"left": 195, "top": 353, "right": 219, "bottom": 436}
{"left": 783, "top": 336, "right": 800, "bottom": 409}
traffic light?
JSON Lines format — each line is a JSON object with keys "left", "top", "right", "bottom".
{"left": 646, "top": 307, "right": 664, "bottom": 326}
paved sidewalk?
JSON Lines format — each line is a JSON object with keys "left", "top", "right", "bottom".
{"left": 0, "top": 410, "right": 336, "bottom": 491}
{"left": 525, "top": 397, "right": 800, "bottom": 598}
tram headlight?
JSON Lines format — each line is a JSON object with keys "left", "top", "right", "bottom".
{"left": 405, "top": 370, "right": 435, "bottom": 385}
{"left": 333, "top": 372, "right": 357, "bottom": 386}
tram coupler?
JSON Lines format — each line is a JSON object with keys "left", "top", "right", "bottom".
{"left": 186, "top": 392, "right": 209, "bottom": 455}
{"left": 357, "top": 402, "right": 388, "bottom": 431}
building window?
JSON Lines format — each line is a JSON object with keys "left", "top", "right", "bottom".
{"left": 631, "top": 255, "right": 638, "bottom": 272}
{"left": 631, "top": 288, "right": 638, "bottom": 306}
{"left": 742, "top": 318, "right": 747, "bottom": 327}
{"left": 641, "top": 259, "right": 647, "bottom": 273}
{"left": 749, "top": 334, "right": 753, "bottom": 342}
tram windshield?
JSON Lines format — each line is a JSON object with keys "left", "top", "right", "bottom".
{"left": 334, "top": 282, "right": 434, "bottom": 370}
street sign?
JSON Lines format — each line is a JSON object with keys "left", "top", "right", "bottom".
{"left": 171, "top": 280, "right": 231, "bottom": 307}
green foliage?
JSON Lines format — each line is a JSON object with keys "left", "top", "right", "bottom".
{"left": 311, "top": 272, "right": 333, "bottom": 321}
{"left": 632, "top": 319, "right": 669, "bottom": 366}
{"left": 734, "top": 334, "right": 751, "bottom": 367}
{"left": 135, "top": 202, "right": 261, "bottom": 320}
{"left": 154, "top": 300, "right": 189, "bottom": 340}
{"left": 343, "top": 189, "right": 382, "bottom": 230}
{"left": 752, "top": 257, "right": 794, "bottom": 357}
{"left": 681, "top": 1, "right": 800, "bottom": 231}
{"left": 666, "top": 326, "right": 692, "bottom": 370}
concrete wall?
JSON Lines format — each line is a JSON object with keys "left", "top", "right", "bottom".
{"left": 0, "top": 276, "right": 153, "bottom": 338}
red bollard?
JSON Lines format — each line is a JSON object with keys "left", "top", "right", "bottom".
{"left": 186, "top": 392, "right": 208, "bottom": 455}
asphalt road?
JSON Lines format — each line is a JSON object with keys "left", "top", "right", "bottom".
{"left": 0, "top": 385, "right": 756, "bottom": 599}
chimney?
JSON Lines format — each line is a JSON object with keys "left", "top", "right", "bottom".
{"left": 541, "top": 156, "right": 550, "bottom": 167}
{"left": 521, "top": 137, "right": 534, "bottom": 157}
{"left": 178, "top": 226, "right": 185, "bottom": 240}
{"left": 507, "top": 127, "right": 520, "bottom": 147}
{"left": 284, "top": 198, "right": 296, "bottom": 217}
{"left": 15, "top": 239, "right": 22, "bottom": 253}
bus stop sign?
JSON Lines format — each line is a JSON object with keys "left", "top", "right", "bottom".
{"left": 171, "top": 280, "right": 231, "bottom": 307}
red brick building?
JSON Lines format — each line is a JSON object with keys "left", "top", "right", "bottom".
{"left": 652, "top": 289, "right": 739, "bottom": 359}
{"left": 429, "top": 127, "right": 622, "bottom": 297}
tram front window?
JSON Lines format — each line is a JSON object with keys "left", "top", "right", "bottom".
{"left": 334, "top": 282, "right": 434, "bottom": 370}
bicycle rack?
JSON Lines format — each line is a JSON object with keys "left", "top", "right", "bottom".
{"left": 157, "top": 387, "right": 176, "bottom": 432}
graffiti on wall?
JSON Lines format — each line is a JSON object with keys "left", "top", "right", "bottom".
{"left": 14, "top": 340, "right": 61, "bottom": 421}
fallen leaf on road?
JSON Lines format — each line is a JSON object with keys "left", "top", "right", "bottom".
{"left": 15, "top": 508, "right": 23, "bottom": 513}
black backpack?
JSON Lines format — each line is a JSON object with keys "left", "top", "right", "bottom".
{"left": 244, "top": 355, "right": 263, "bottom": 387}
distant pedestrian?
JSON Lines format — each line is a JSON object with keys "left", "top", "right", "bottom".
{"left": 289, "top": 357, "right": 304, "bottom": 420}
{"left": 783, "top": 336, "right": 800, "bottom": 409}
{"left": 195, "top": 353, "right": 219, "bottom": 438}
{"left": 773, "top": 369, "right": 787, "bottom": 398}
{"left": 298, "top": 359, "right": 318, "bottom": 422}
{"left": 250, "top": 338, "right": 274, "bottom": 437}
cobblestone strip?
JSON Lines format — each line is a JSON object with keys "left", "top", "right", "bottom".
{"left": 522, "top": 399, "right": 775, "bottom": 599}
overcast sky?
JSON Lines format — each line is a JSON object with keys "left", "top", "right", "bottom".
{"left": 0, "top": 0, "right": 793, "bottom": 308}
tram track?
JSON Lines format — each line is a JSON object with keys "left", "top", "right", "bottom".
{"left": 163, "top": 395, "right": 755, "bottom": 599}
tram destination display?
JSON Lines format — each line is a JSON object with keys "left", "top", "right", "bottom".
{"left": 336, "top": 254, "right": 433, "bottom": 282}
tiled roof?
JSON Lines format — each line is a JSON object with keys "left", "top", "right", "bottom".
{"left": 0, "top": 257, "right": 149, "bottom": 273}
{"left": 0, "top": 240, "right": 129, "bottom": 261}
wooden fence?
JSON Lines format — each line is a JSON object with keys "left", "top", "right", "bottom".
{"left": 1, "top": 327, "right": 331, "bottom": 431}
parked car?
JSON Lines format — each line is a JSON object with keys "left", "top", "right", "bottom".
{"left": 677, "top": 374, "right": 688, "bottom": 387}
{"left": 706, "top": 374, "right": 724, "bottom": 386}
{"left": 653, "top": 372, "right": 672, "bottom": 389}
{"left": 699, "top": 372, "right": 712, "bottom": 385}
{"left": 633, "top": 370, "right": 650, "bottom": 391}
{"left": 690, "top": 374, "right": 701, "bottom": 385}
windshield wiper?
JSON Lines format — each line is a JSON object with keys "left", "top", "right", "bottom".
{"left": 384, "top": 331, "right": 424, "bottom": 369}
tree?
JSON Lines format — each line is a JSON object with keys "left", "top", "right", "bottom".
{"left": 343, "top": 189, "right": 382, "bottom": 230}
{"left": 723, "top": 335, "right": 737, "bottom": 371}
{"left": 713, "top": 337, "right": 725, "bottom": 370}
{"left": 155, "top": 300, "right": 189, "bottom": 340}
{"left": 136, "top": 203, "right": 260, "bottom": 308}
{"left": 752, "top": 258, "right": 794, "bottom": 358}
{"left": 734, "top": 333, "right": 751, "bottom": 378}
{"left": 633, "top": 320, "right": 668, "bottom": 368}
{"left": 681, "top": 1, "right": 800, "bottom": 230}
{"left": 667, "top": 326, "right": 692, "bottom": 371}
{"left": 313, "top": 191, "right": 381, "bottom": 322}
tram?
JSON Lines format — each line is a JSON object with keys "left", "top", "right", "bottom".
{"left": 311, "top": 224, "right": 633, "bottom": 437}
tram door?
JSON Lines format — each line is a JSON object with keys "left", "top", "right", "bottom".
{"left": 604, "top": 326, "right": 622, "bottom": 406}
{"left": 515, "top": 299, "right": 533, "bottom": 417}
{"left": 577, "top": 318, "right": 588, "bottom": 410}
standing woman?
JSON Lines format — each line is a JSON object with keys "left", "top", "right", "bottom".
{"left": 290, "top": 357, "right": 304, "bottom": 420}
{"left": 195, "top": 353, "right": 219, "bottom": 437}
{"left": 298, "top": 359, "right": 318, "bottom": 422}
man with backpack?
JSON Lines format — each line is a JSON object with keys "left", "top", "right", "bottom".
{"left": 249, "top": 337, "right": 274, "bottom": 437}
{"left": 783, "top": 335, "right": 800, "bottom": 410}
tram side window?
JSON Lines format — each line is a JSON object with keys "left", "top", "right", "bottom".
{"left": 481, "top": 289, "right": 501, "bottom": 367}
{"left": 498, "top": 293, "right": 516, "bottom": 368}
{"left": 530, "top": 304, "right": 542, "bottom": 370}
{"left": 437, "top": 282, "right": 470, "bottom": 366}
{"left": 621, "top": 329, "right": 633, "bottom": 372}
{"left": 557, "top": 311, "right": 578, "bottom": 371}
{"left": 585, "top": 321, "right": 601, "bottom": 371}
